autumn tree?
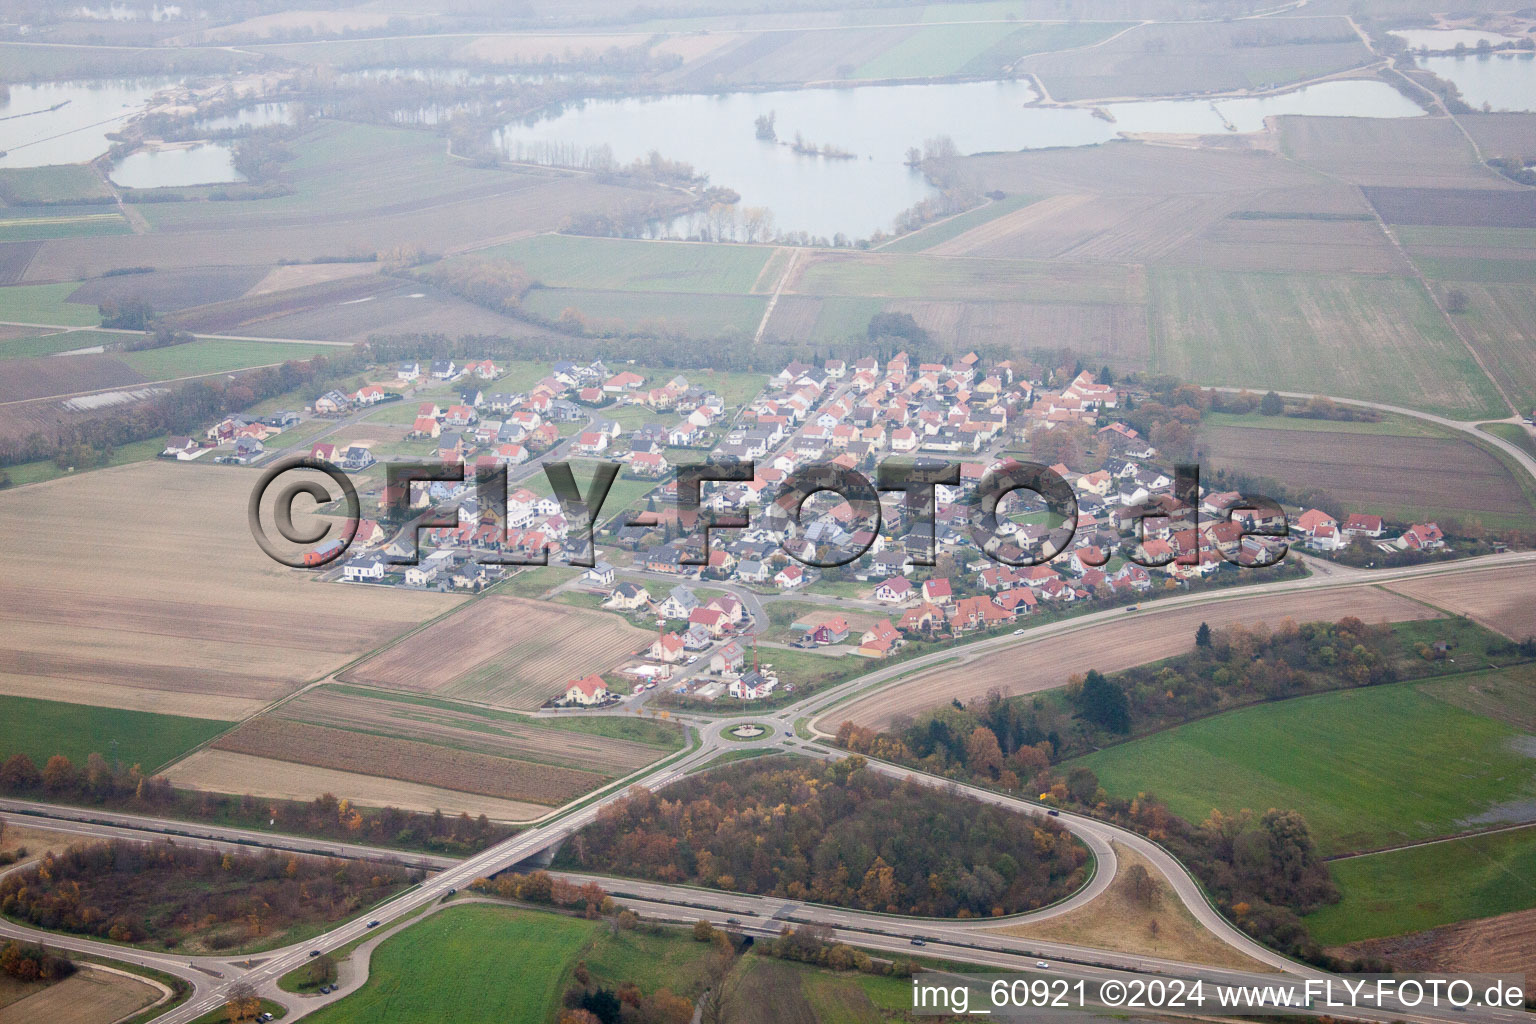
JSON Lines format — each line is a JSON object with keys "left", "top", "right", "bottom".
{"left": 224, "top": 981, "right": 262, "bottom": 1022}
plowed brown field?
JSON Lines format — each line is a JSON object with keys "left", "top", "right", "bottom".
{"left": 341, "top": 595, "right": 648, "bottom": 710}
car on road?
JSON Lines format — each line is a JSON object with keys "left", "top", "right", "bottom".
{"left": 1013, "top": 628, "right": 1026, "bottom": 635}
{"left": 1035, "top": 961, "right": 1050, "bottom": 969}
{"left": 645, "top": 681, "right": 658, "bottom": 689}
{"left": 1047, "top": 809, "right": 1060, "bottom": 817}
{"left": 910, "top": 938, "right": 926, "bottom": 946}
{"left": 726, "top": 918, "right": 741, "bottom": 926}
{"left": 367, "top": 920, "right": 380, "bottom": 928}
{"left": 308, "top": 950, "right": 322, "bottom": 957}
{"left": 1124, "top": 605, "right": 1139, "bottom": 612}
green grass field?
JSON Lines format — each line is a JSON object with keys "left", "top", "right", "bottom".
{"left": 0, "top": 282, "right": 101, "bottom": 327}
{"left": 304, "top": 905, "right": 598, "bottom": 1024}
{"left": 0, "top": 329, "right": 103, "bottom": 359}
{"left": 118, "top": 339, "right": 342, "bottom": 379}
{"left": 0, "top": 695, "right": 230, "bottom": 771}
{"left": 521, "top": 287, "right": 766, "bottom": 338}
{"left": 1397, "top": 226, "right": 1536, "bottom": 250}
{"left": 1071, "top": 674, "right": 1536, "bottom": 855}
{"left": 488, "top": 234, "right": 773, "bottom": 294}
{"left": 1200, "top": 410, "right": 1454, "bottom": 438}
{"left": 2, "top": 438, "right": 165, "bottom": 487}
{"left": 1148, "top": 268, "right": 1507, "bottom": 420}
{"left": 1413, "top": 256, "right": 1536, "bottom": 284}
{"left": 878, "top": 194, "right": 1038, "bottom": 254}
{"left": 1439, "top": 282, "right": 1536, "bottom": 412}
{"left": 0, "top": 165, "right": 113, "bottom": 204}
{"left": 0, "top": 210, "right": 129, "bottom": 241}
{"left": 1306, "top": 825, "right": 1536, "bottom": 946}
{"left": 1482, "top": 422, "right": 1536, "bottom": 460}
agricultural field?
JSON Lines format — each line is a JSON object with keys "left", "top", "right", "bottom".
{"left": 0, "top": 241, "right": 38, "bottom": 285}
{"left": 1199, "top": 425, "right": 1536, "bottom": 526}
{"left": 483, "top": 234, "right": 774, "bottom": 294}
{"left": 0, "top": 165, "right": 112, "bottom": 204}
{"left": 66, "top": 267, "right": 268, "bottom": 312}
{"left": 854, "top": 21, "right": 1124, "bottom": 80}
{"left": 163, "top": 748, "right": 549, "bottom": 821}
{"left": 1364, "top": 187, "right": 1536, "bottom": 229}
{"left": 174, "top": 683, "right": 681, "bottom": 812}
{"left": 0, "top": 330, "right": 119, "bottom": 360}
{"left": 792, "top": 249, "right": 1146, "bottom": 305}
{"left": 116, "top": 339, "right": 344, "bottom": 379}
{"left": 1148, "top": 268, "right": 1507, "bottom": 419}
{"left": 1072, "top": 673, "right": 1536, "bottom": 856}
{"left": 1280, "top": 117, "right": 1499, "bottom": 189}
{"left": 1168, "top": 214, "right": 1408, "bottom": 275}
{"left": 340, "top": 595, "right": 650, "bottom": 711}
{"left": 1017, "top": 18, "right": 1370, "bottom": 100}
{"left": 307, "top": 903, "right": 715, "bottom": 1024}
{"left": 877, "top": 194, "right": 1039, "bottom": 254}
{"left": 1308, "top": 825, "right": 1536, "bottom": 947}
{"left": 827, "top": 585, "right": 1441, "bottom": 732}
{"left": 1386, "top": 565, "right": 1536, "bottom": 641}
{"left": 889, "top": 299, "right": 1151, "bottom": 368}
{"left": 207, "top": 717, "right": 606, "bottom": 807}
{"left": 1427, "top": 283, "right": 1536, "bottom": 411}
{"left": 0, "top": 462, "right": 462, "bottom": 720}
{"left": 0, "top": 695, "right": 229, "bottom": 771}
{"left": 521, "top": 287, "right": 767, "bottom": 338}
{"left": 0, "top": 965, "right": 164, "bottom": 1024}
{"left": 0, "top": 281, "right": 101, "bottom": 326}
{"left": 0, "top": 208, "right": 130, "bottom": 242}
{"left": 929, "top": 193, "right": 1235, "bottom": 263}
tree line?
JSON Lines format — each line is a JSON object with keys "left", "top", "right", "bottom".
{"left": 0, "top": 839, "right": 417, "bottom": 949}
{"left": 0, "top": 748, "right": 510, "bottom": 855}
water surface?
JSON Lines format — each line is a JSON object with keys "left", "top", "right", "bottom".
{"left": 109, "top": 142, "right": 243, "bottom": 188}
{"left": 1418, "top": 52, "right": 1536, "bottom": 112}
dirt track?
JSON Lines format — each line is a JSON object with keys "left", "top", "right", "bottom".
{"left": 828, "top": 586, "right": 1440, "bottom": 731}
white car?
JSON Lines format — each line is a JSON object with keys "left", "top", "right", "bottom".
{"left": 1013, "top": 628, "right": 1026, "bottom": 635}
{"left": 1035, "top": 961, "right": 1050, "bottom": 969}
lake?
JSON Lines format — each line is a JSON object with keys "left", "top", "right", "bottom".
{"left": 0, "top": 78, "right": 177, "bottom": 168}
{"left": 193, "top": 102, "right": 298, "bottom": 133}
{"left": 493, "top": 78, "right": 1426, "bottom": 240}
{"left": 109, "top": 143, "right": 243, "bottom": 188}
{"left": 1418, "top": 52, "right": 1536, "bottom": 112}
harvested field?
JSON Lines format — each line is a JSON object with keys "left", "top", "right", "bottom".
{"left": 164, "top": 748, "right": 547, "bottom": 821}
{"left": 0, "top": 353, "right": 144, "bottom": 402}
{"left": 1017, "top": 18, "right": 1370, "bottom": 100}
{"left": 0, "top": 966, "right": 163, "bottom": 1024}
{"left": 1200, "top": 426, "right": 1535, "bottom": 521}
{"left": 826, "top": 585, "right": 1440, "bottom": 731}
{"left": 240, "top": 287, "right": 549, "bottom": 344}
{"left": 0, "top": 240, "right": 39, "bottom": 284}
{"left": 1281, "top": 117, "right": 1504, "bottom": 189}
{"left": 1334, "top": 906, "right": 1536, "bottom": 997}
{"left": 991, "top": 843, "right": 1271, "bottom": 971}
{"left": 0, "top": 462, "right": 461, "bottom": 719}
{"left": 1365, "top": 186, "right": 1536, "bottom": 228}
{"left": 934, "top": 193, "right": 1236, "bottom": 262}
{"left": 246, "top": 260, "right": 379, "bottom": 296}
{"left": 67, "top": 267, "right": 267, "bottom": 312}
{"left": 1385, "top": 565, "right": 1536, "bottom": 640}
{"left": 1168, "top": 216, "right": 1408, "bottom": 274}
{"left": 210, "top": 718, "right": 605, "bottom": 806}
{"left": 274, "top": 684, "right": 675, "bottom": 775}
{"left": 1148, "top": 268, "right": 1506, "bottom": 420}
{"left": 341, "top": 595, "right": 649, "bottom": 711}
{"left": 884, "top": 299, "right": 1150, "bottom": 369}
{"left": 165, "top": 274, "right": 400, "bottom": 333}
{"left": 1461, "top": 113, "right": 1536, "bottom": 160}
{"left": 968, "top": 140, "right": 1322, "bottom": 198}
{"left": 486, "top": 235, "right": 772, "bottom": 294}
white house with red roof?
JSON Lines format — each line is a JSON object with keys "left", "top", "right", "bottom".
{"left": 564, "top": 674, "right": 609, "bottom": 705}
{"left": 1398, "top": 522, "right": 1446, "bottom": 551}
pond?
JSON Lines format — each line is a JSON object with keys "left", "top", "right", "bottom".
{"left": 1418, "top": 52, "right": 1536, "bottom": 112}
{"left": 193, "top": 102, "right": 298, "bottom": 133}
{"left": 109, "top": 143, "right": 243, "bottom": 189}
{"left": 493, "top": 78, "right": 1426, "bottom": 241}
{"left": 0, "top": 77, "right": 177, "bottom": 168}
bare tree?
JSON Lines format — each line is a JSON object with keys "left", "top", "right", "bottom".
{"left": 699, "top": 948, "right": 746, "bottom": 1024}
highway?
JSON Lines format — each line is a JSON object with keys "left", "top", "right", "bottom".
{"left": 0, "top": 552, "right": 1530, "bottom": 1021}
